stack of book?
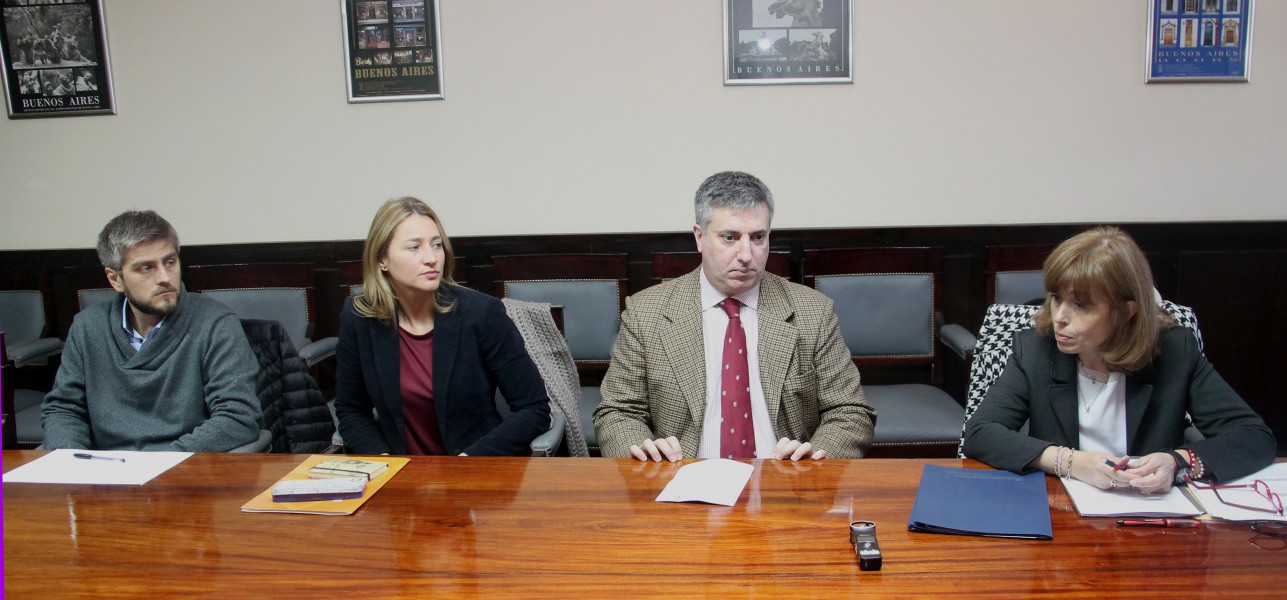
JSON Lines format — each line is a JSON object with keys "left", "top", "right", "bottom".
{"left": 308, "top": 458, "right": 389, "bottom": 480}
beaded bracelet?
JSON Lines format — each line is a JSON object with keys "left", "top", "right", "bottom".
{"left": 1053, "top": 446, "right": 1066, "bottom": 479}
{"left": 1184, "top": 448, "right": 1206, "bottom": 480}
{"left": 1062, "top": 449, "right": 1075, "bottom": 480}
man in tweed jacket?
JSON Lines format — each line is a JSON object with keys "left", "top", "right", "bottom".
{"left": 594, "top": 172, "right": 875, "bottom": 461}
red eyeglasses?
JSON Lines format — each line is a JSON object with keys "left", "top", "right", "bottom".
{"left": 1188, "top": 478, "right": 1283, "bottom": 516}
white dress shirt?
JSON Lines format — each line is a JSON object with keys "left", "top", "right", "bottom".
{"left": 1077, "top": 367, "right": 1127, "bottom": 456}
{"left": 696, "top": 270, "right": 779, "bottom": 459}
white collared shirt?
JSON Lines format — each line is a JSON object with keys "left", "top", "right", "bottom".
{"left": 696, "top": 270, "right": 779, "bottom": 459}
{"left": 120, "top": 299, "right": 165, "bottom": 351}
{"left": 1077, "top": 369, "right": 1127, "bottom": 456}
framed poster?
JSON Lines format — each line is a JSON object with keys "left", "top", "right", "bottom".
{"left": 0, "top": 0, "right": 115, "bottom": 118}
{"left": 724, "top": 0, "right": 852, "bottom": 85}
{"left": 1146, "top": 0, "right": 1253, "bottom": 82}
{"left": 341, "top": 0, "right": 443, "bottom": 102}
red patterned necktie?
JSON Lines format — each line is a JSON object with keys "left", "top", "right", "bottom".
{"left": 720, "top": 298, "right": 755, "bottom": 459}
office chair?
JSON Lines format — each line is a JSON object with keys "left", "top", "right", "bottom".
{"left": 941, "top": 244, "right": 1055, "bottom": 363}
{"left": 493, "top": 253, "right": 627, "bottom": 455}
{"left": 185, "top": 263, "right": 334, "bottom": 368}
{"left": 500, "top": 298, "right": 586, "bottom": 457}
{"left": 803, "top": 247, "right": 964, "bottom": 458}
{"left": 0, "top": 268, "right": 63, "bottom": 368}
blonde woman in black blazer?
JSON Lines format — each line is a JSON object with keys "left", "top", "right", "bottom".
{"left": 334, "top": 198, "right": 549, "bottom": 456}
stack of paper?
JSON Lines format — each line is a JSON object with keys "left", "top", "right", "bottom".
{"left": 1060, "top": 478, "right": 1202, "bottom": 518}
{"left": 2, "top": 449, "right": 192, "bottom": 485}
{"left": 1186, "top": 463, "right": 1287, "bottom": 523}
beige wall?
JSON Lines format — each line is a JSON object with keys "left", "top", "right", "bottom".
{"left": 1, "top": 0, "right": 1283, "bottom": 250}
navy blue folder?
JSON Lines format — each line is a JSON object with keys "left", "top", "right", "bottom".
{"left": 907, "top": 464, "right": 1053, "bottom": 540}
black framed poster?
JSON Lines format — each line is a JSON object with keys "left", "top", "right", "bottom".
{"left": 724, "top": 0, "right": 852, "bottom": 85}
{"left": 341, "top": 0, "right": 443, "bottom": 102}
{"left": 0, "top": 0, "right": 115, "bottom": 118}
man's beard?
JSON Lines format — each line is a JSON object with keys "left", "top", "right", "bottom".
{"left": 126, "top": 287, "right": 179, "bottom": 317}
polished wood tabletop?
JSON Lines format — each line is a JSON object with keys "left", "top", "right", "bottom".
{"left": 3, "top": 451, "right": 1284, "bottom": 598}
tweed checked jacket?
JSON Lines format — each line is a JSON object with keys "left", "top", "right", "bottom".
{"left": 594, "top": 269, "right": 875, "bottom": 458}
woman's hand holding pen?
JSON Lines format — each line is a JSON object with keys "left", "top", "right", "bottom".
{"left": 1068, "top": 450, "right": 1141, "bottom": 491}
{"left": 1121, "top": 452, "right": 1179, "bottom": 494}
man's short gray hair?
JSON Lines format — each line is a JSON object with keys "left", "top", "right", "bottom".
{"left": 96, "top": 210, "right": 180, "bottom": 271}
{"left": 693, "top": 171, "right": 775, "bottom": 230}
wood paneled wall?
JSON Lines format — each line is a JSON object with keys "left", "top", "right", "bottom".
{"left": 3, "top": 221, "right": 1283, "bottom": 454}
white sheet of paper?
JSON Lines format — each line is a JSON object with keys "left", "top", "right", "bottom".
{"left": 3, "top": 449, "right": 193, "bottom": 486}
{"left": 1187, "top": 462, "right": 1287, "bottom": 522}
{"left": 655, "top": 459, "right": 754, "bottom": 507}
{"left": 1061, "top": 477, "right": 1202, "bottom": 517}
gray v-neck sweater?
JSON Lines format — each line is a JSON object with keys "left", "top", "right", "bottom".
{"left": 41, "top": 292, "right": 261, "bottom": 451}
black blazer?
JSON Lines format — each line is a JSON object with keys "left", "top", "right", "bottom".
{"left": 334, "top": 286, "right": 550, "bottom": 456}
{"left": 963, "top": 327, "right": 1275, "bottom": 483}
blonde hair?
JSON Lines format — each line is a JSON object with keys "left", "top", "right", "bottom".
{"left": 1033, "top": 226, "right": 1171, "bottom": 372}
{"left": 352, "top": 197, "right": 457, "bottom": 321}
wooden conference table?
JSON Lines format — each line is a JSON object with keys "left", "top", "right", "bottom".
{"left": 3, "top": 451, "right": 1283, "bottom": 598}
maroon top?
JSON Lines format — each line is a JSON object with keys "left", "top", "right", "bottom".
{"left": 399, "top": 327, "right": 446, "bottom": 455}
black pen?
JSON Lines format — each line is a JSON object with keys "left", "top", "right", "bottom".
{"left": 73, "top": 453, "right": 126, "bottom": 463}
{"left": 1116, "top": 518, "right": 1200, "bottom": 528}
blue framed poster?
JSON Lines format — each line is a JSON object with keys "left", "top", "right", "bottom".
{"left": 1146, "top": 0, "right": 1253, "bottom": 82}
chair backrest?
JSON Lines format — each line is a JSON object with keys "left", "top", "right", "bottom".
{"left": 957, "top": 300, "right": 1204, "bottom": 456}
{"left": 0, "top": 287, "right": 63, "bottom": 368}
{"left": 650, "top": 251, "right": 791, "bottom": 285}
{"left": 186, "top": 263, "right": 316, "bottom": 351}
{"left": 493, "top": 254, "right": 627, "bottom": 366}
{"left": 0, "top": 290, "right": 48, "bottom": 344}
{"left": 994, "top": 272, "right": 1045, "bottom": 306}
{"left": 987, "top": 244, "right": 1055, "bottom": 305}
{"left": 500, "top": 298, "right": 589, "bottom": 457}
{"left": 77, "top": 288, "right": 118, "bottom": 312}
{"left": 803, "top": 247, "right": 944, "bottom": 375}
{"left": 0, "top": 269, "right": 55, "bottom": 343}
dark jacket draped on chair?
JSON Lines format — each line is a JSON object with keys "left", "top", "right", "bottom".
{"left": 241, "top": 319, "right": 336, "bottom": 453}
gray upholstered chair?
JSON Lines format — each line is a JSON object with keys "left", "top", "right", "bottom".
{"left": 185, "top": 263, "right": 334, "bottom": 368}
{"left": 0, "top": 330, "right": 45, "bottom": 449}
{"left": 499, "top": 298, "right": 586, "bottom": 457}
{"left": 803, "top": 247, "right": 964, "bottom": 458}
{"left": 0, "top": 290, "right": 63, "bottom": 369}
{"left": 493, "top": 254, "right": 627, "bottom": 456}
{"left": 0, "top": 270, "right": 63, "bottom": 449}
{"left": 941, "top": 244, "right": 1054, "bottom": 363}
{"left": 76, "top": 288, "right": 119, "bottom": 312}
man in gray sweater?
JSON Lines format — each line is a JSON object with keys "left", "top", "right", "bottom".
{"left": 41, "top": 210, "right": 262, "bottom": 452}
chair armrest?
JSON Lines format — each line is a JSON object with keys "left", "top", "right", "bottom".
{"left": 228, "top": 429, "right": 272, "bottom": 453}
{"left": 8, "top": 337, "right": 63, "bottom": 367}
{"left": 939, "top": 324, "right": 977, "bottom": 361}
{"left": 529, "top": 411, "right": 566, "bottom": 457}
{"left": 298, "top": 337, "right": 337, "bottom": 368}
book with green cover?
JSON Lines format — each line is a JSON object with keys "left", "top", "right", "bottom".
{"left": 308, "top": 458, "right": 389, "bottom": 480}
